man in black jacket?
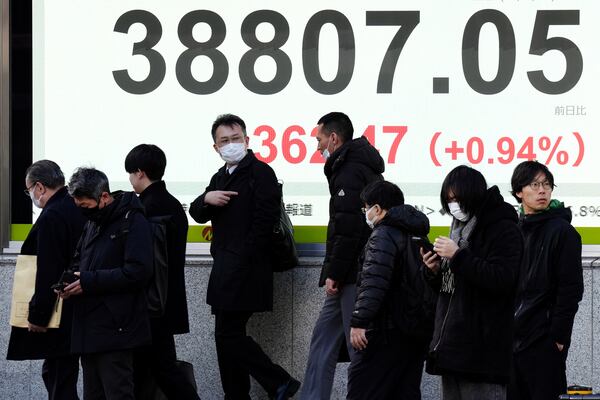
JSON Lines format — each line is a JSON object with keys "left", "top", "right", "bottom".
{"left": 60, "top": 167, "right": 153, "bottom": 400}
{"left": 125, "top": 144, "right": 199, "bottom": 399}
{"left": 301, "top": 112, "right": 384, "bottom": 400}
{"left": 7, "top": 160, "right": 86, "bottom": 400}
{"left": 508, "top": 161, "right": 583, "bottom": 400}
{"left": 189, "top": 114, "right": 299, "bottom": 400}
{"left": 347, "top": 181, "right": 432, "bottom": 400}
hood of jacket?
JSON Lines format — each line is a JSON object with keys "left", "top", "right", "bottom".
{"left": 379, "top": 204, "right": 430, "bottom": 237}
{"left": 94, "top": 191, "right": 145, "bottom": 227}
{"left": 324, "top": 136, "right": 385, "bottom": 179}
{"left": 473, "top": 186, "right": 518, "bottom": 229}
{"left": 520, "top": 201, "right": 572, "bottom": 231}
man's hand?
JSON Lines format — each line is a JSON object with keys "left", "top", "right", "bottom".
{"left": 27, "top": 322, "right": 47, "bottom": 333}
{"left": 556, "top": 342, "right": 564, "bottom": 352}
{"left": 434, "top": 236, "right": 459, "bottom": 259}
{"left": 325, "top": 278, "right": 339, "bottom": 296}
{"left": 204, "top": 191, "right": 238, "bottom": 207}
{"left": 350, "top": 327, "right": 368, "bottom": 351}
{"left": 59, "top": 272, "right": 82, "bottom": 299}
{"left": 421, "top": 248, "right": 440, "bottom": 274}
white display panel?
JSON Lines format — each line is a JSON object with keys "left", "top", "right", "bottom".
{"left": 33, "top": 0, "right": 600, "bottom": 229}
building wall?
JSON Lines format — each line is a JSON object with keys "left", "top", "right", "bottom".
{"left": 0, "top": 256, "right": 598, "bottom": 399}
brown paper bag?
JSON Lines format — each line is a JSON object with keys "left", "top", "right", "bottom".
{"left": 9, "top": 255, "right": 62, "bottom": 328}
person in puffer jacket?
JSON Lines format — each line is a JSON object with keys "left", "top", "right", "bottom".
{"left": 347, "top": 180, "right": 433, "bottom": 400}
{"left": 508, "top": 161, "right": 583, "bottom": 400}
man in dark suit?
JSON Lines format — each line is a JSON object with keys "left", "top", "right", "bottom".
{"left": 189, "top": 114, "right": 300, "bottom": 400}
{"left": 125, "top": 144, "right": 199, "bottom": 399}
{"left": 7, "top": 160, "right": 86, "bottom": 400}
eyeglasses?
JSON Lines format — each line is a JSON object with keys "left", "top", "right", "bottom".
{"left": 23, "top": 182, "right": 37, "bottom": 197}
{"left": 217, "top": 135, "right": 245, "bottom": 147}
{"left": 361, "top": 206, "right": 374, "bottom": 214}
{"left": 528, "top": 180, "right": 552, "bottom": 190}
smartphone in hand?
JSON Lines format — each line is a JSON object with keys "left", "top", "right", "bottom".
{"left": 411, "top": 236, "right": 435, "bottom": 254}
{"left": 51, "top": 270, "right": 78, "bottom": 292}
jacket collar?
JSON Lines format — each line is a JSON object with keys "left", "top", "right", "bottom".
{"left": 43, "top": 186, "right": 69, "bottom": 209}
{"left": 139, "top": 180, "right": 166, "bottom": 202}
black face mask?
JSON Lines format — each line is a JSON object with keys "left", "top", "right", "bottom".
{"left": 80, "top": 201, "right": 103, "bottom": 222}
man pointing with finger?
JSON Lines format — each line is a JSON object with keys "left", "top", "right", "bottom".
{"left": 190, "top": 114, "right": 300, "bottom": 400}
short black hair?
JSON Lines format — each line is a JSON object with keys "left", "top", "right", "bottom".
{"left": 440, "top": 165, "right": 487, "bottom": 216}
{"left": 25, "top": 160, "right": 65, "bottom": 189}
{"left": 68, "top": 167, "right": 110, "bottom": 200}
{"left": 211, "top": 114, "right": 247, "bottom": 142}
{"left": 510, "top": 161, "right": 555, "bottom": 203}
{"left": 360, "top": 180, "right": 404, "bottom": 210}
{"left": 124, "top": 144, "right": 166, "bottom": 181}
{"left": 317, "top": 112, "right": 354, "bottom": 143}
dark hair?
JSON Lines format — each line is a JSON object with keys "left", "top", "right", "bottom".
{"left": 510, "top": 161, "right": 555, "bottom": 203}
{"left": 211, "top": 114, "right": 247, "bottom": 142}
{"left": 124, "top": 144, "right": 166, "bottom": 181}
{"left": 25, "top": 160, "right": 65, "bottom": 189}
{"left": 67, "top": 167, "right": 110, "bottom": 200}
{"left": 317, "top": 112, "right": 354, "bottom": 143}
{"left": 440, "top": 165, "right": 487, "bottom": 216}
{"left": 360, "top": 180, "right": 404, "bottom": 210}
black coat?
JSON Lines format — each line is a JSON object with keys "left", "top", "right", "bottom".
{"left": 70, "top": 192, "right": 153, "bottom": 354}
{"left": 189, "top": 150, "right": 279, "bottom": 312}
{"left": 426, "top": 186, "right": 523, "bottom": 384}
{"left": 139, "top": 181, "right": 190, "bottom": 335}
{"left": 350, "top": 205, "right": 430, "bottom": 332}
{"left": 7, "top": 187, "right": 86, "bottom": 360}
{"left": 320, "top": 136, "right": 384, "bottom": 286}
{"left": 513, "top": 205, "right": 583, "bottom": 353}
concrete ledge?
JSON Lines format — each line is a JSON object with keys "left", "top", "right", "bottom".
{"left": 0, "top": 257, "right": 598, "bottom": 399}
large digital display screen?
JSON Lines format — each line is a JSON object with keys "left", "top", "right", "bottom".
{"left": 32, "top": 0, "right": 600, "bottom": 239}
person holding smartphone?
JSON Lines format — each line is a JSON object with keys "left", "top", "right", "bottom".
{"left": 421, "top": 165, "right": 523, "bottom": 400}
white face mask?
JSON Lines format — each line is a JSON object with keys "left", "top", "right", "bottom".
{"left": 365, "top": 206, "right": 376, "bottom": 229}
{"left": 29, "top": 188, "right": 43, "bottom": 209}
{"left": 321, "top": 137, "right": 335, "bottom": 160}
{"left": 219, "top": 142, "right": 247, "bottom": 164}
{"left": 448, "top": 202, "right": 469, "bottom": 222}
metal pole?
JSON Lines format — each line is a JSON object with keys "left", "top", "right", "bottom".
{"left": 0, "top": 0, "right": 10, "bottom": 252}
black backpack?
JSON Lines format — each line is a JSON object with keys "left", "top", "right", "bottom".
{"left": 271, "top": 182, "right": 299, "bottom": 272}
{"left": 114, "top": 211, "right": 170, "bottom": 318}
{"left": 387, "top": 233, "right": 437, "bottom": 339}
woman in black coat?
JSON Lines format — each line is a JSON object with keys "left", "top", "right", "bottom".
{"left": 422, "top": 166, "right": 523, "bottom": 399}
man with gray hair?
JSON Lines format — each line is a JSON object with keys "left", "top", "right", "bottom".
{"left": 59, "top": 167, "right": 153, "bottom": 399}
{"left": 7, "top": 160, "right": 86, "bottom": 400}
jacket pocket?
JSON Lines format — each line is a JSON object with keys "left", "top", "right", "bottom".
{"left": 101, "top": 293, "right": 135, "bottom": 332}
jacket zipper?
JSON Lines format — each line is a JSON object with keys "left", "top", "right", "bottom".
{"left": 433, "top": 292, "right": 454, "bottom": 352}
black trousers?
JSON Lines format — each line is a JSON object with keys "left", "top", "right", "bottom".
{"left": 214, "top": 310, "right": 290, "bottom": 400}
{"left": 508, "top": 336, "right": 568, "bottom": 400}
{"left": 42, "top": 355, "right": 80, "bottom": 400}
{"left": 347, "top": 329, "right": 428, "bottom": 400}
{"left": 81, "top": 350, "right": 134, "bottom": 400}
{"left": 133, "top": 321, "right": 200, "bottom": 400}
